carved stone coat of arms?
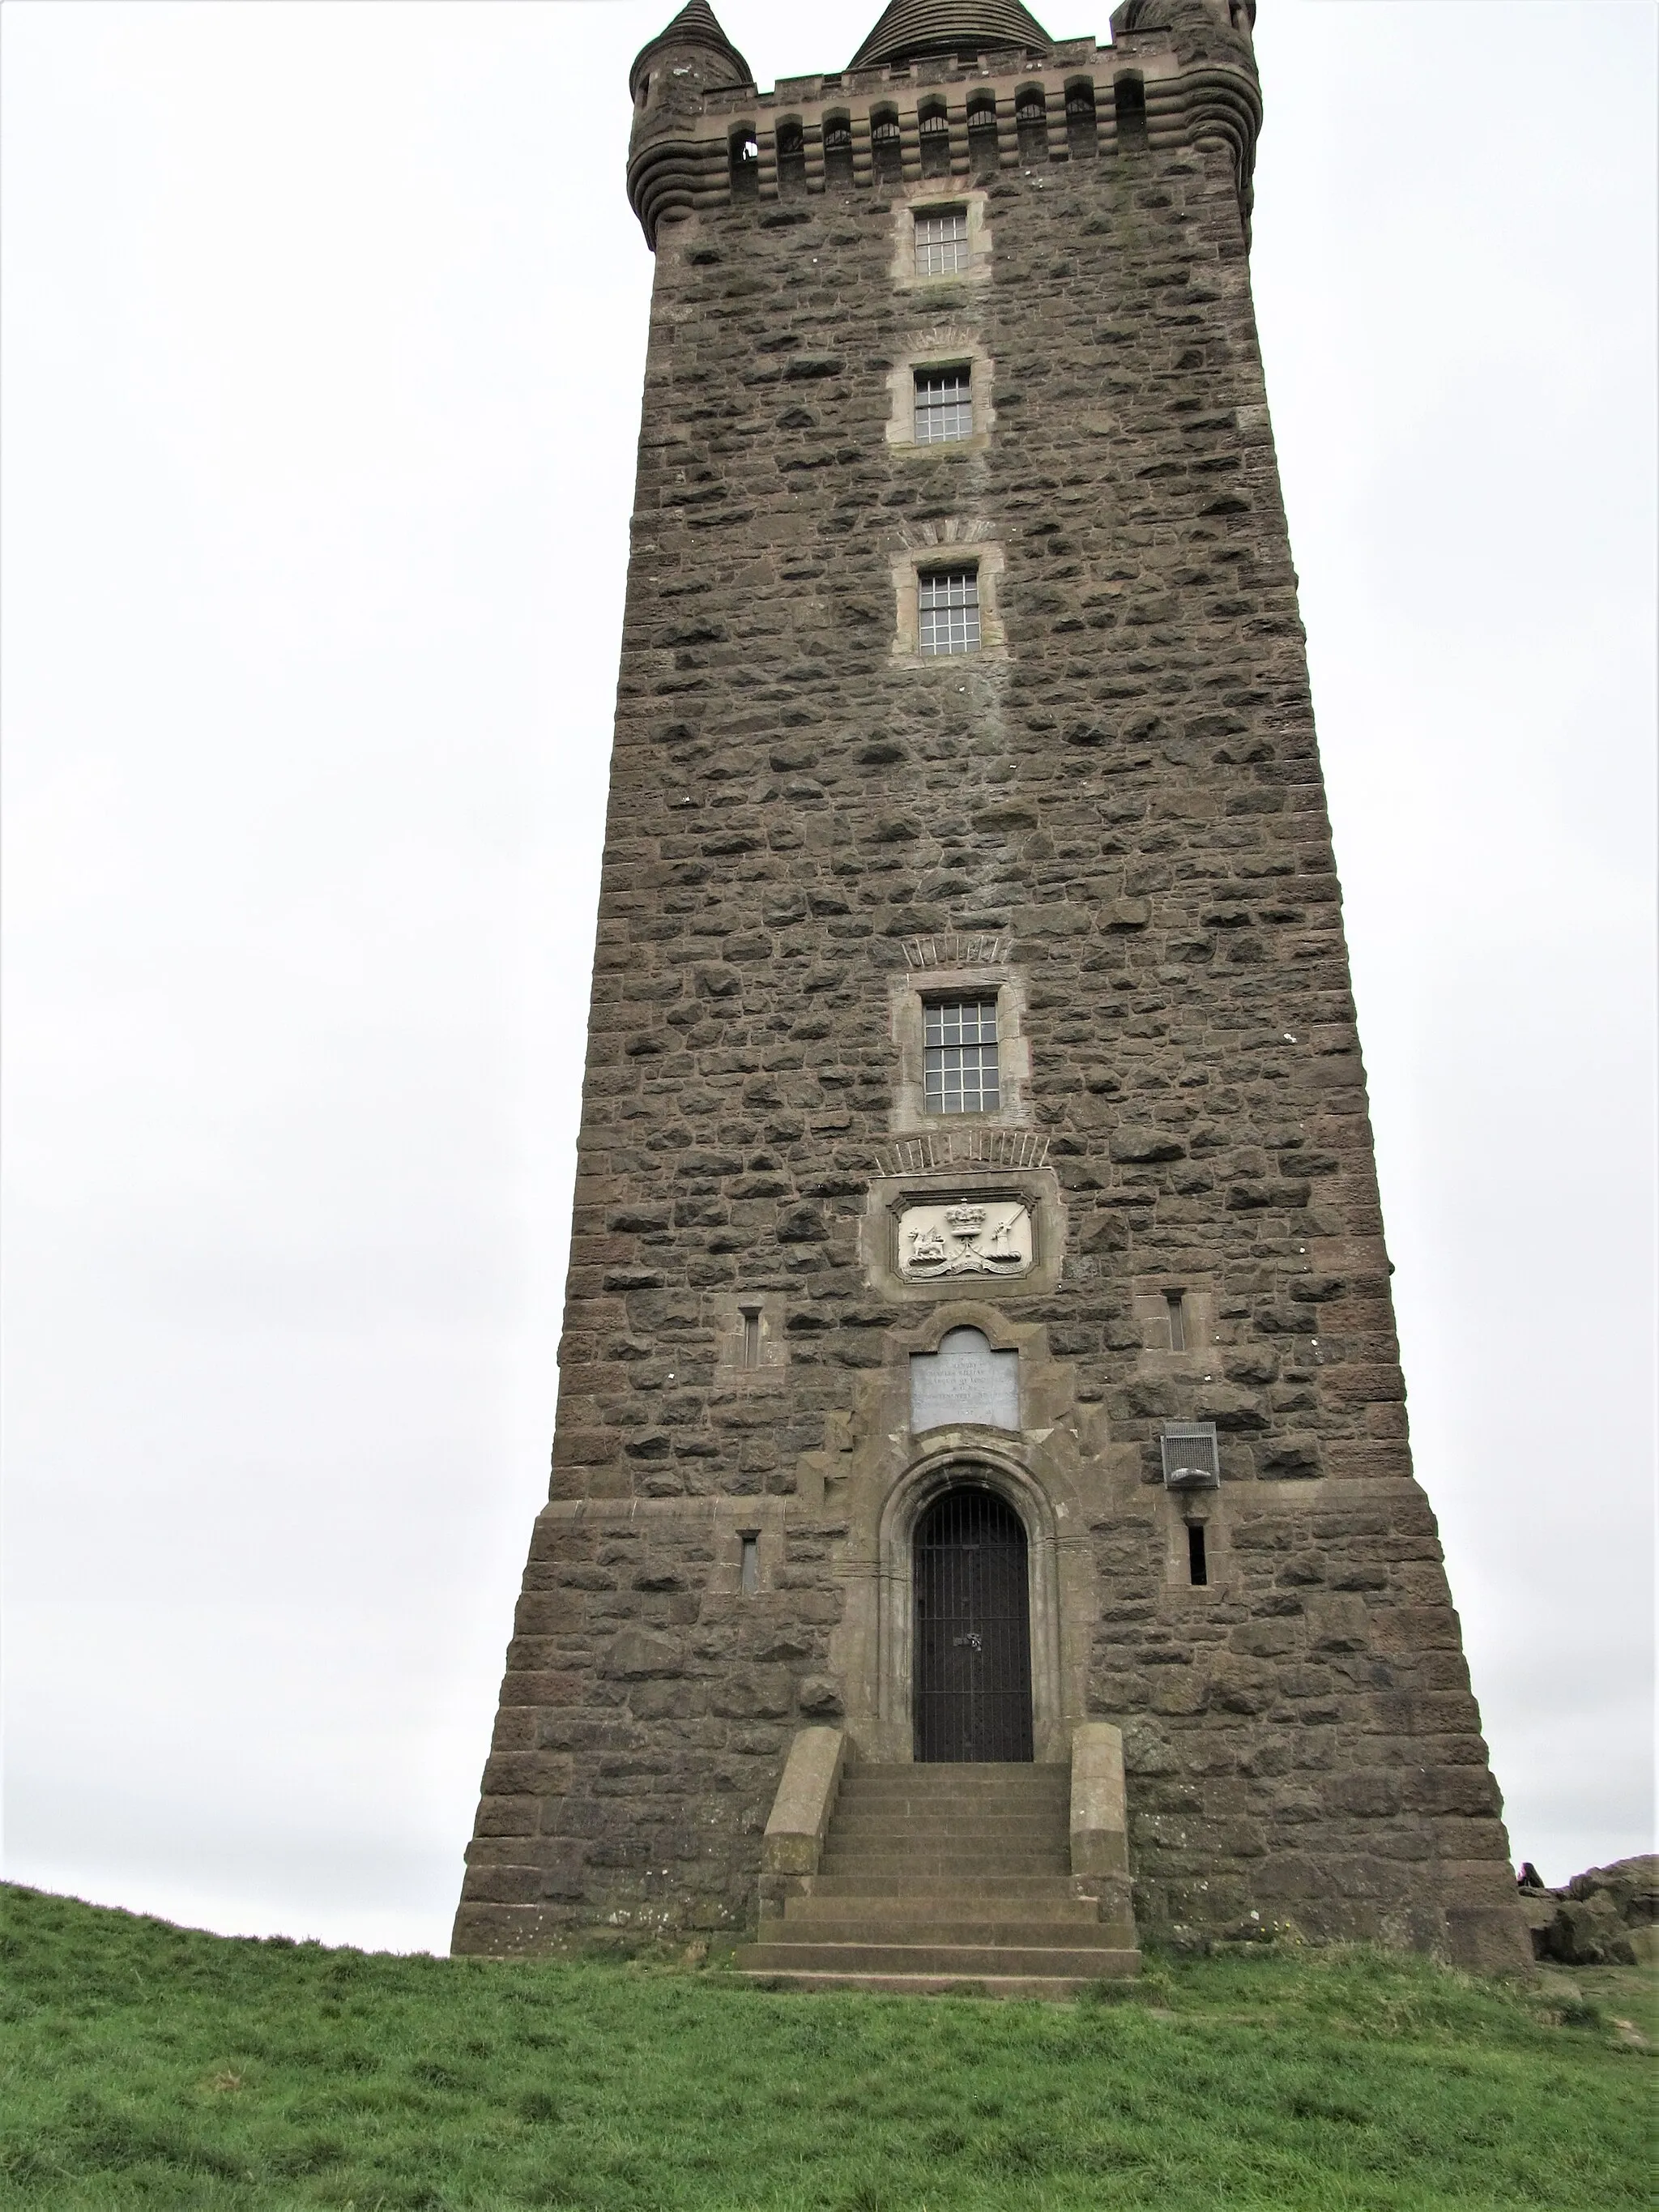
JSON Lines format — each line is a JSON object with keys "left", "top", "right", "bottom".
{"left": 897, "top": 1198, "right": 1034, "bottom": 1281}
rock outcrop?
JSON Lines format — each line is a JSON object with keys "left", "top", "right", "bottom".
{"left": 1519, "top": 1855, "right": 1658, "bottom": 1966}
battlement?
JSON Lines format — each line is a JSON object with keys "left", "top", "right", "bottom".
{"left": 627, "top": 22, "right": 1260, "bottom": 250}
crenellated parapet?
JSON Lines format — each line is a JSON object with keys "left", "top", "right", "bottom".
{"left": 625, "top": 7, "right": 1260, "bottom": 251}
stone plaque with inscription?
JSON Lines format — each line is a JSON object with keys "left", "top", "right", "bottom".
{"left": 910, "top": 1326, "right": 1020, "bottom": 1433}
{"left": 898, "top": 1198, "right": 1034, "bottom": 1283}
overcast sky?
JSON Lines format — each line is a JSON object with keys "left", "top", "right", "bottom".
{"left": 3, "top": 1, "right": 1654, "bottom": 1954}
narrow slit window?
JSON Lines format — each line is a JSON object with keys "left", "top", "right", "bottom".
{"left": 967, "top": 93, "right": 999, "bottom": 176}
{"left": 731, "top": 126, "right": 760, "bottom": 195}
{"left": 1165, "top": 1290, "right": 1186, "bottom": 1352}
{"left": 914, "top": 206, "right": 969, "bottom": 277}
{"left": 914, "top": 365, "right": 973, "bottom": 444}
{"left": 924, "top": 997, "right": 1000, "bottom": 1114}
{"left": 740, "top": 1534, "right": 760, "bottom": 1596}
{"left": 1015, "top": 88, "right": 1047, "bottom": 160}
{"left": 776, "top": 119, "right": 806, "bottom": 193}
{"left": 1065, "top": 79, "right": 1098, "bottom": 157}
{"left": 872, "top": 108, "right": 902, "bottom": 185}
{"left": 918, "top": 566, "right": 979, "bottom": 655}
{"left": 740, "top": 1305, "right": 761, "bottom": 1369}
{"left": 919, "top": 102, "right": 951, "bottom": 177}
{"left": 1187, "top": 1522, "right": 1208, "bottom": 1587}
{"left": 1114, "top": 74, "right": 1148, "bottom": 151}
{"left": 823, "top": 112, "right": 854, "bottom": 186}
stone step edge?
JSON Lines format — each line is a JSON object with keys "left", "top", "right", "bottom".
{"left": 771, "top": 1924, "right": 1138, "bottom": 1947}
{"left": 819, "top": 1860, "right": 1072, "bottom": 1875}
{"left": 808, "top": 1874, "right": 1091, "bottom": 1893}
{"left": 730, "top": 1969, "right": 1140, "bottom": 2000}
{"left": 734, "top": 1945, "right": 1144, "bottom": 1975}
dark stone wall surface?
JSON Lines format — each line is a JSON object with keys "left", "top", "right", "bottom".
{"left": 454, "top": 26, "right": 1528, "bottom": 1971}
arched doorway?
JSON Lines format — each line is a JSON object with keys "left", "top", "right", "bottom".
{"left": 912, "top": 1482, "right": 1034, "bottom": 1761}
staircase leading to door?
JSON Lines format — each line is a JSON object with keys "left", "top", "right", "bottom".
{"left": 731, "top": 1762, "right": 1140, "bottom": 1997}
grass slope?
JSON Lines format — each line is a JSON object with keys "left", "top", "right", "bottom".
{"left": 1, "top": 1884, "right": 1651, "bottom": 2210}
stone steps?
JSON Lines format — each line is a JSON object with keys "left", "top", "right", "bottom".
{"left": 739, "top": 1940, "right": 1143, "bottom": 1978}
{"left": 731, "top": 1759, "right": 1140, "bottom": 1999}
{"left": 808, "top": 1871, "right": 1085, "bottom": 1900}
{"left": 831, "top": 1822, "right": 1066, "bottom": 1840}
{"left": 737, "top": 1972, "right": 1123, "bottom": 2001}
{"left": 786, "top": 1893, "right": 1106, "bottom": 1925}
{"left": 818, "top": 1851, "right": 1072, "bottom": 1877}
{"left": 757, "top": 1918, "right": 1136, "bottom": 1948}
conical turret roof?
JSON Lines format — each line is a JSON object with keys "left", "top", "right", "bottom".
{"left": 850, "top": 0, "right": 1053, "bottom": 69}
{"left": 629, "top": 2, "right": 753, "bottom": 101}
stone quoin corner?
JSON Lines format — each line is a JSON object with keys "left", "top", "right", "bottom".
{"left": 451, "top": 0, "right": 1533, "bottom": 1991}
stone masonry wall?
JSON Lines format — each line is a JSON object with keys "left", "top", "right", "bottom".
{"left": 454, "top": 18, "right": 1528, "bottom": 1971}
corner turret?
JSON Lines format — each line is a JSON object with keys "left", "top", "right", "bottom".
{"left": 1110, "top": 0, "right": 1259, "bottom": 239}
{"left": 1109, "top": 0, "right": 1255, "bottom": 69}
{"left": 628, "top": 2, "right": 754, "bottom": 248}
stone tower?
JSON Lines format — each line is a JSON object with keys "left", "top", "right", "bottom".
{"left": 453, "top": 0, "right": 1530, "bottom": 1977}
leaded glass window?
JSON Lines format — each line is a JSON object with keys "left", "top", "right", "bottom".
{"left": 924, "top": 998, "right": 1000, "bottom": 1113}
{"left": 914, "top": 207, "right": 969, "bottom": 276}
{"left": 915, "top": 366, "right": 973, "bottom": 444}
{"left": 918, "top": 566, "right": 980, "bottom": 655}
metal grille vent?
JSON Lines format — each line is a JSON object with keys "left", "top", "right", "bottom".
{"left": 1160, "top": 1422, "right": 1221, "bottom": 1490}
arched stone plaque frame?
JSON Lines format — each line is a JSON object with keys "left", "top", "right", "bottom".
{"left": 876, "top": 1443, "right": 1066, "bottom": 1765}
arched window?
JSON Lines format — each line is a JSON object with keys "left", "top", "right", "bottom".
{"left": 1015, "top": 85, "right": 1047, "bottom": 161}
{"left": 823, "top": 109, "right": 854, "bottom": 187}
{"left": 966, "top": 91, "right": 1000, "bottom": 177}
{"left": 776, "top": 117, "right": 806, "bottom": 194}
{"left": 729, "top": 124, "right": 759, "bottom": 197}
{"left": 1064, "top": 78, "right": 1097, "bottom": 159}
{"left": 1113, "top": 72, "right": 1148, "bottom": 152}
{"left": 871, "top": 105, "right": 902, "bottom": 186}
{"left": 919, "top": 100, "right": 950, "bottom": 179}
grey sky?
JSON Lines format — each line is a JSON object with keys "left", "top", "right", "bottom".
{"left": 3, "top": 0, "right": 1653, "bottom": 1953}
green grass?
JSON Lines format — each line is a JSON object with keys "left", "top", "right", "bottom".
{"left": 1, "top": 1885, "right": 1651, "bottom": 2210}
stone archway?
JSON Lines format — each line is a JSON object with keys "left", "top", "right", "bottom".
{"left": 876, "top": 1446, "right": 1066, "bottom": 1762}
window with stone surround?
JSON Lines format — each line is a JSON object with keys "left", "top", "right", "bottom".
{"left": 918, "top": 566, "right": 980, "bottom": 655}
{"left": 924, "top": 997, "right": 1000, "bottom": 1113}
{"left": 914, "top": 366, "right": 973, "bottom": 445}
{"left": 890, "top": 540, "right": 1004, "bottom": 663}
{"left": 914, "top": 207, "right": 969, "bottom": 278}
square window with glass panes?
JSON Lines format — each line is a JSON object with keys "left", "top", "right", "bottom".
{"left": 924, "top": 997, "right": 1000, "bottom": 1113}
{"left": 914, "top": 365, "right": 973, "bottom": 443}
{"left": 917, "top": 566, "right": 979, "bottom": 655}
{"left": 913, "top": 206, "right": 969, "bottom": 276}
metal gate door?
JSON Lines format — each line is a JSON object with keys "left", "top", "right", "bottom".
{"left": 913, "top": 1484, "right": 1034, "bottom": 1761}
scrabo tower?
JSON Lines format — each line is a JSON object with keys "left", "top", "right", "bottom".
{"left": 454, "top": 0, "right": 1529, "bottom": 1983}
